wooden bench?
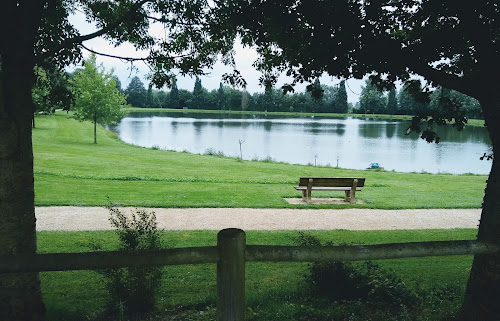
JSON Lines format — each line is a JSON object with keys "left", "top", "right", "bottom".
{"left": 294, "top": 177, "right": 365, "bottom": 203}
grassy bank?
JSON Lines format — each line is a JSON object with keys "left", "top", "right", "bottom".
{"left": 33, "top": 112, "right": 486, "bottom": 208}
{"left": 40, "top": 229, "right": 476, "bottom": 320}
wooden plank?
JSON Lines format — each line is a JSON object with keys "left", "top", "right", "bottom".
{"left": 245, "top": 240, "right": 500, "bottom": 262}
{"left": 298, "top": 177, "right": 365, "bottom": 187}
{"left": 0, "top": 247, "right": 219, "bottom": 273}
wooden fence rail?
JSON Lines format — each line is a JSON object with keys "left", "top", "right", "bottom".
{"left": 1, "top": 228, "right": 499, "bottom": 320}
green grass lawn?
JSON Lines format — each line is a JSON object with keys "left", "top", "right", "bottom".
{"left": 33, "top": 112, "right": 487, "bottom": 209}
{"left": 32, "top": 112, "right": 486, "bottom": 320}
{"left": 39, "top": 229, "right": 476, "bottom": 321}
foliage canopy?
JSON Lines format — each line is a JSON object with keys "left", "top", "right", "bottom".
{"left": 71, "top": 54, "right": 126, "bottom": 143}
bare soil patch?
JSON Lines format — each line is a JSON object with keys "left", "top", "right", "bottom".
{"left": 284, "top": 198, "right": 364, "bottom": 205}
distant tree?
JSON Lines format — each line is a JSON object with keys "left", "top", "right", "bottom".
{"left": 71, "top": 54, "right": 126, "bottom": 144}
{"left": 125, "top": 76, "right": 147, "bottom": 108}
{"left": 262, "top": 87, "right": 275, "bottom": 112}
{"left": 145, "top": 83, "right": 153, "bottom": 108}
{"left": 169, "top": 80, "right": 180, "bottom": 109}
{"left": 178, "top": 89, "right": 192, "bottom": 108}
{"left": 308, "top": 78, "right": 325, "bottom": 112}
{"left": 289, "top": 93, "right": 309, "bottom": 113}
{"left": 359, "top": 79, "right": 387, "bottom": 114}
{"left": 334, "top": 80, "right": 348, "bottom": 113}
{"left": 241, "top": 89, "right": 249, "bottom": 111}
{"left": 386, "top": 89, "right": 398, "bottom": 115}
{"left": 431, "top": 87, "right": 483, "bottom": 120}
{"left": 156, "top": 91, "right": 168, "bottom": 108}
{"left": 225, "top": 87, "right": 243, "bottom": 110}
{"left": 397, "top": 88, "right": 413, "bottom": 115}
{"left": 217, "top": 82, "right": 226, "bottom": 110}
{"left": 113, "top": 76, "right": 123, "bottom": 93}
{"left": 192, "top": 76, "right": 205, "bottom": 109}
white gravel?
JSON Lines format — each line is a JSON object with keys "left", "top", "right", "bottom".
{"left": 35, "top": 206, "right": 481, "bottom": 231}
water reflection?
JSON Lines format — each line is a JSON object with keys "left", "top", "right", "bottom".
{"left": 110, "top": 112, "right": 492, "bottom": 174}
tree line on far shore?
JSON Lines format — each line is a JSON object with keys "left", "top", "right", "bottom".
{"left": 123, "top": 75, "right": 483, "bottom": 119}
{"left": 33, "top": 67, "right": 483, "bottom": 120}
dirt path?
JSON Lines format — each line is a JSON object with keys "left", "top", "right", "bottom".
{"left": 35, "top": 207, "right": 481, "bottom": 231}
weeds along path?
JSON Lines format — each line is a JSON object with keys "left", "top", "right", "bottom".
{"left": 36, "top": 207, "right": 481, "bottom": 231}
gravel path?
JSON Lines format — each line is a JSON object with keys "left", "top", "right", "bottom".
{"left": 35, "top": 207, "right": 481, "bottom": 231}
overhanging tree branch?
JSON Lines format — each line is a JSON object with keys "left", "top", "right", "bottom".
{"left": 80, "top": 44, "right": 150, "bottom": 62}
{"left": 407, "top": 60, "right": 476, "bottom": 98}
{"left": 80, "top": 44, "right": 195, "bottom": 62}
{"left": 37, "top": 0, "right": 151, "bottom": 63}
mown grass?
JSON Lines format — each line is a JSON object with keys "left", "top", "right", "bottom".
{"left": 33, "top": 112, "right": 484, "bottom": 319}
{"left": 33, "top": 112, "right": 486, "bottom": 209}
{"left": 39, "top": 229, "right": 476, "bottom": 320}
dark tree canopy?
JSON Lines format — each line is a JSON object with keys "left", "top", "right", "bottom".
{"left": 125, "top": 76, "right": 147, "bottom": 108}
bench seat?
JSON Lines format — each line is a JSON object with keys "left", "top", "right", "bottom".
{"left": 294, "top": 177, "right": 365, "bottom": 203}
{"left": 294, "top": 186, "right": 362, "bottom": 192}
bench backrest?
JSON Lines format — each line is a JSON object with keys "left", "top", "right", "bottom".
{"left": 298, "top": 177, "right": 365, "bottom": 187}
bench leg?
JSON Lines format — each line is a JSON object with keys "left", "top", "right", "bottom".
{"left": 350, "top": 190, "right": 356, "bottom": 203}
{"left": 350, "top": 179, "right": 358, "bottom": 204}
{"left": 301, "top": 190, "right": 307, "bottom": 201}
{"left": 305, "top": 179, "right": 313, "bottom": 203}
{"left": 344, "top": 190, "right": 356, "bottom": 203}
{"left": 305, "top": 188, "right": 312, "bottom": 203}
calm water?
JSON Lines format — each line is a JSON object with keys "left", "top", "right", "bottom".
{"left": 109, "top": 112, "right": 492, "bottom": 174}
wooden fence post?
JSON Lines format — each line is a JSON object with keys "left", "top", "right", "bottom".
{"left": 217, "top": 228, "right": 246, "bottom": 321}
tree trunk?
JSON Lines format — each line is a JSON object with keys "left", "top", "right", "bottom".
{"left": 459, "top": 96, "right": 500, "bottom": 320}
{"left": 0, "top": 2, "right": 46, "bottom": 320}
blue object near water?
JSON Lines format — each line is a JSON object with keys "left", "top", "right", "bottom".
{"left": 367, "top": 163, "right": 382, "bottom": 169}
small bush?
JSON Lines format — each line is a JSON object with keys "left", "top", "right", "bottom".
{"left": 204, "top": 148, "right": 225, "bottom": 157}
{"left": 96, "top": 208, "right": 165, "bottom": 319}
{"left": 293, "top": 232, "right": 418, "bottom": 312}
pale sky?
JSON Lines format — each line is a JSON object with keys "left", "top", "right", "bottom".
{"left": 69, "top": 12, "right": 366, "bottom": 103}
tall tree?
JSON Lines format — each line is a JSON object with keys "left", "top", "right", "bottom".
{"left": 241, "top": 89, "right": 249, "bottom": 111}
{"left": 113, "top": 76, "right": 123, "bottom": 93}
{"left": 71, "top": 54, "right": 126, "bottom": 144}
{"left": 145, "top": 83, "right": 153, "bottom": 108}
{"left": 217, "top": 82, "right": 226, "bottom": 110}
{"left": 227, "top": 1, "right": 500, "bottom": 319}
{"left": 125, "top": 76, "right": 147, "bottom": 108}
{"left": 192, "top": 76, "right": 204, "bottom": 109}
{"left": 334, "top": 80, "right": 348, "bottom": 113}
{"left": 169, "top": 80, "right": 180, "bottom": 109}
{"left": 397, "top": 87, "right": 414, "bottom": 115}
{"left": 0, "top": 1, "right": 239, "bottom": 319}
{"left": 359, "top": 79, "right": 387, "bottom": 114}
{"left": 386, "top": 89, "right": 398, "bottom": 115}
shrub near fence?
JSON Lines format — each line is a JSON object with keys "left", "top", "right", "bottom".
{"left": 1, "top": 228, "right": 499, "bottom": 321}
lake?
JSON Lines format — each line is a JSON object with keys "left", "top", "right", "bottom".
{"left": 109, "top": 111, "right": 492, "bottom": 174}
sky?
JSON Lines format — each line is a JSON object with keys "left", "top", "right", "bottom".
{"left": 69, "top": 12, "right": 367, "bottom": 104}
